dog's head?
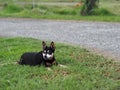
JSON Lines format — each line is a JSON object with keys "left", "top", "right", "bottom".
{"left": 42, "top": 41, "right": 55, "bottom": 60}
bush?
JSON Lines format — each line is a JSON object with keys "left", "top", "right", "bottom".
{"left": 90, "top": 8, "right": 114, "bottom": 16}
{"left": 3, "top": 3, "right": 22, "bottom": 13}
{"left": 53, "top": 7, "right": 77, "bottom": 15}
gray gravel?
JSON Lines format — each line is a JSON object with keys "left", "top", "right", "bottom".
{"left": 0, "top": 18, "right": 120, "bottom": 61}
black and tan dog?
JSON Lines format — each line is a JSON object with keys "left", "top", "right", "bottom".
{"left": 18, "top": 41, "right": 58, "bottom": 67}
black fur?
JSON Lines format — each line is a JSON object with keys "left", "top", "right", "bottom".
{"left": 18, "top": 41, "right": 58, "bottom": 67}
{"left": 18, "top": 52, "right": 43, "bottom": 66}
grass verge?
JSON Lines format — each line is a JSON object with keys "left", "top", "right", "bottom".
{"left": 0, "top": 37, "right": 120, "bottom": 90}
{"left": 0, "top": 3, "right": 120, "bottom": 22}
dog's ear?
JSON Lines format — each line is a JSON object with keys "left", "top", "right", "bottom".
{"left": 42, "top": 41, "right": 46, "bottom": 49}
{"left": 50, "top": 41, "right": 55, "bottom": 49}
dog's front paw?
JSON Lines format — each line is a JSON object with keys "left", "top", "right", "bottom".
{"left": 59, "top": 64, "right": 68, "bottom": 68}
{"left": 52, "top": 61, "right": 58, "bottom": 66}
{"left": 46, "top": 67, "right": 52, "bottom": 71}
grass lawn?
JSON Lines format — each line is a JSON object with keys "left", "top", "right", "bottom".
{"left": 0, "top": 37, "right": 120, "bottom": 90}
{"left": 100, "top": 0, "right": 120, "bottom": 15}
{"left": 0, "top": 0, "right": 81, "bottom": 2}
{"left": 0, "top": 0, "right": 120, "bottom": 22}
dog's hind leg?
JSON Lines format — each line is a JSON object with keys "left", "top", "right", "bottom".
{"left": 18, "top": 58, "right": 24, "bottom": 65}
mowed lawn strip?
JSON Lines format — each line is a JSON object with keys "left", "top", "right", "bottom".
{"left": 0, "top": 37, "right": 120, "bottom": 90}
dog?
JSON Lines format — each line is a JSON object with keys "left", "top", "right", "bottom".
{"left": 18, "top": 41, "right": 58, "bottom": 67}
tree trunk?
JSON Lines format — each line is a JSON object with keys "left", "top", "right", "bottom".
{"left": 81, "top": 0, "right": 98, "bottom": 15}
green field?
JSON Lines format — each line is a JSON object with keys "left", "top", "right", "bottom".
{"left": 100, "top": 0, "right": 120, "bottom": 15}
{"left": 0, "top": 0, "right": 120, "bottom": 22}
{"left": 0, "top": 37, "right": 120, "bottom": 90}
{"left": 0, "top": 0, "right": 81, "bottom": 2}
{"left": 0, "top": 0, "right": 119, "bottom": 15}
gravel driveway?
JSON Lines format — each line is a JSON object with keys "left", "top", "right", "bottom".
{"left": 0, "top": 18, "right": 120, "bottom": 61}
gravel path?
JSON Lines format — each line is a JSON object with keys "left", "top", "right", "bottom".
{"left": 0, "top": 18, "right": 120, "bottom": 61}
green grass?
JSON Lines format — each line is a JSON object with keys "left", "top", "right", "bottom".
{"left": 0, "top": 37, "right": 120, "bottom": 90}
{"left": 100, "top": 0, "right": 120, "bottom": 15}
{"left": 0, "top": 3, "right": 120, "bottom": 22}
{"left": 0, "top": 0, "right": 80, "bottom": 3}
{"left": 0, "top": 0, "right": 120, "bottom": 22}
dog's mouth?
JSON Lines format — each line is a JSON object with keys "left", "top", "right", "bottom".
{"left": 42, "top": 53, "right": 54, "bottom": 60}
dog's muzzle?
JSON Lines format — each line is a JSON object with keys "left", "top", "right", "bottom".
{"left": 42, "top": 53, "right": 54, "bottom": 60}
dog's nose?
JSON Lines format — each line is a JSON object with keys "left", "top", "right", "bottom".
{"left": 45, "top": 55, "right": 47, "bottom": 58}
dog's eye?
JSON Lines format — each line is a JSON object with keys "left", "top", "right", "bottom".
{"left": 49, "top": 52, "right": 52, "bottom": 54}
{"left": 44, "top": 50, "right": 46, "bottom": 53}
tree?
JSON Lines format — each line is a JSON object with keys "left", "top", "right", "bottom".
{"left": 81, "top": 0, "right": 99, "bottom": 15}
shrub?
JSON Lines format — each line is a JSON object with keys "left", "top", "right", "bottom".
{"left": 54, "top": 7, "right": 77, "bottom": 15}
{"left": 90, "top": 8, "right": 114, "bottom": 16}
{"left": 3, "top": 3, "right": 22, "bottom": 13}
